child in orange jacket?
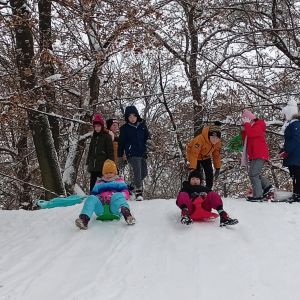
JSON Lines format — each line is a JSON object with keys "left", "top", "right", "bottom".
{"left": 187, "top": 121, "right": 222, "bottom": 188}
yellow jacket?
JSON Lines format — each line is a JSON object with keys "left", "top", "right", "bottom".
{"left": 187, "top": 126, "right": 221, "bottom": 169}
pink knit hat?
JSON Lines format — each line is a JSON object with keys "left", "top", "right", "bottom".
{"left": 242, "top": 109, "right": 256, "bottom": 120}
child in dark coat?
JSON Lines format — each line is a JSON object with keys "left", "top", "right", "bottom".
{"left": 86, "top": 114, "right": 114, "bottom": 193}
{"left": 76, "top": 159, "right": 135, "bottom": 229}
{"left": 176, "top": 170, "right": 238, "bottom": 227}
{"left": 280, "top": 100, "right": 300, "bottom": 202}
{"left": 117, "top": 106, "right": 151, "bottom": 201}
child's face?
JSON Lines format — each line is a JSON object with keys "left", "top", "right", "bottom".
{"left": 128, "top": 114, "right": 137, "bottom": 124}
{"left": 94, "top": 124, "right": 102, "bottom": 133}
{"left": 190, "top": 177, "right": 201, "bottom": 186}
{"left": 103, "top": 172, "right": 117, "bottom": 180}
{"left": 209, "top": 136, "right": 220, "bottom": 145}
{"left": 110, "top": 123, "right": 119, "bottom": 133}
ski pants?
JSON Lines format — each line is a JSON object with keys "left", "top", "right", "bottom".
{"left": 176, "top": 191, "right": 223, "bottom": 215}
{"left": 196, "top": 158, "right": 214, "bottom": 188}
{"left": 288, "top": 166, "right": 300, "bottom": 195}
{"left": 248, "top": 158, "right": 271, "bottom": 198}
{"left": 80, "top": 193, "right": 130, "bottom": 219}
{"left": 127, "top": 156, "right": 148, "bottom": 189}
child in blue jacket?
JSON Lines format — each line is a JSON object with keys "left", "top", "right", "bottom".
{"left": 76, "top": 160, "right": 135, "bottom": 229}
{"left": 117, "top": 106, "right": 151, "bottom": 201}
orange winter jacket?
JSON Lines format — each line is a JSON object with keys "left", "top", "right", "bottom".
{"left": 187, "top": 126, "right": 221, "bottom": 169}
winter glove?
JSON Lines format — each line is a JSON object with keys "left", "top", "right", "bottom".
{"left": 190, "top": 192, "right": 200, "bottom": 200}
{"left": 241, "top": 117, "right": 251, "bottom": 124}
{"left": 146, "top": 139, "right": 155, "bottom": 152}
{"left": 214, "top": 168, "right": 220, "bottom": 180}
{"left": 117, "top": 157, "right": 126, "bottom": 170}
{"left": 279, "top": 151, "right": 288, "bottom": 159}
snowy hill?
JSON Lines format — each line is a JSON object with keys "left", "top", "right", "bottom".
{"left": 0, "top": 198, "right": 300, "bottom": 300}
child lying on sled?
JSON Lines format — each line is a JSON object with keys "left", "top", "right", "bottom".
{"left": 75, "top": 159, "right": 135, "bottom": 229}
{"left": 176, "top": 170, "right": 238, "bottom": 227}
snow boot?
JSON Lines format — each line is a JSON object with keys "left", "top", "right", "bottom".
{"left": 286, "top": 193, "right": 300, "bottom": 203}
{"left": 120, "top": 206, "right": 136, "bottom": 225}
{"left": 75, "top": 214, "right": 90, "bottom": 230}
{"left": 246, "top": 195, "right": 264, "bottom": 202}
{"left": 180, "top": 207, "right": 194, "bottom": 225}
{"left": 263, "top": 185, "right": 274, "bottom": 199}
{"left": 219, "top": 211, "right": 238, "bottom": 227}
{"left": 135, "top": 189, "right": 143, "bottom": 201}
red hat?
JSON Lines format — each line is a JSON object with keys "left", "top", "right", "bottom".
{"left": 93, "top": 114, "right": 104, "bottom": 127}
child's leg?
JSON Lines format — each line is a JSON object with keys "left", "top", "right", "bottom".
{"left": 90, "top": 172, "right": 102, "bottom": 193}
{"left": 176, "top": 192, "right": 195, "bottom": 215}
{"left": 110, "top": 192, "right": 130, "bottom": 215}
{"left": 199, "top": 159, "right": 214, "bottom": 188}
{"left": 128, "top": 157, "right": 142, "bottom": 189}
{"left": 80, "top": 195, "right": 104, "bottom": 219}
{"left": 201, "top": 191, "right": 223, "bottom": 212}
{"left": 141, "top": 158, "right": 148, "bottom": 182}
{"left": 249, "top": 159, "right": 265, "bottom": 198}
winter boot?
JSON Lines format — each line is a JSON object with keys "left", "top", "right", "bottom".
{"left": 120, "top": 206, "right": 136, "bottom": 225}
{"left": 180, "top": 206, "right": 194, "bottom": 225}
{"left": 246, "top": 195, "right": 264, "bottom": 202}
{"left": 75, "top": 214, "right": 90, "bottom": 230}
{"left": 219, "top": 211, "right": 238, "bottom": 227}
{"left": 286, "top": 193, "right": 300, "bottom": 203}
{"left": 263, "top": 185, "right": 275, "bottom": 199}
{"left": 135, "top": 189, "right": 143, "bottom": 201}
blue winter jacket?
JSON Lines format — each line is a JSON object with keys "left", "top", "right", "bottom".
{"left": 283, "top": 115, "right": 300, "bottom": 167}
{"left": 118, "top": 106, "right": 150, "bottom": 159}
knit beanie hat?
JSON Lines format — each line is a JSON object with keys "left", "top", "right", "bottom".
{"left": 106, "top": 118, "right": 119, "bottom": 130}
{"left": 282, "top": 99, "right": 299, "bottom": 121}
{"left": 208, "top": 121, "right": 221, "bottom": 139}
{"left": 102, "top": 159, "right": 118, "bottom": 175}
{"left": 188, "top": 170, "right": 202, "bottom": 183}
{"left": 241, "top": 109, "right": 256, "bottom": 120}
{"left": 93, "top": 114, "right": 104, "bottom": 127}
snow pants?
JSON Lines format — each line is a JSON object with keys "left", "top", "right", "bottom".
{"left": 127, "top": 156, "right": 148, "bottom": 189}
{"left": 176, "top": 191, "right": 223, "bottom": 215}
{"left": 196, "top": 158, "right": 213, "bottom": 188}
{"left": 288, "top": 166, "right": 300, "bottom": 195}
{"left": 248, "top": 159, "right": 271, "bottom": 198}
{"left": 80, "top": 193, "right": 130, "bottom": 219}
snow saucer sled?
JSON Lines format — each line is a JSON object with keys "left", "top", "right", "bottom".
{"left": 182, "top": 196, "right": 219, "bottom": 221}
{"left": 96, "top": 205, "right": 120, "bottom": 221}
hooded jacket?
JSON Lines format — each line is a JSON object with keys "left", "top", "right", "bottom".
{"left": 241, "top": 119, "right": 269, "bottom": 161}
{"left": 118, "top": 106, "right": 150, "bottom": 159}
{"left": 186, "top": 126, "right": 221, "bottom": 169}
{"left": 282, "top": 114, "right": 300, "bottom": 167}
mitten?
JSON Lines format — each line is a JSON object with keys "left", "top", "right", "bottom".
{"left": 241, "top": 117, "right": 251, "bottom": 124}
{"left": 280, "top": 151, "right": 288, "bottom": 159}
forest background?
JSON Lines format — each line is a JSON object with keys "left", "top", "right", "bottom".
{"left": 0, "top": 0, "right": 299, "bottom": 209}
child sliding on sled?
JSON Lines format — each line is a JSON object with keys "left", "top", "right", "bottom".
{"left": 176, "top": 170, "right": 238, "bottom": 227}
{"left": 75, "top": 160, "right": 135, "bottom": 229}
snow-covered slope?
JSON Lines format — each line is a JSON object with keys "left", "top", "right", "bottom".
{"left": 0, "top": 198, "right": 300, "bottom": 300}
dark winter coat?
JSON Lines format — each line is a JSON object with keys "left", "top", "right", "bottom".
{"left": 180, "top": 181, "right": 212, "bottom": 198}
{"left": 118, "top": 106, "right": 150, "bottom": 159}
{"left": 282, "top": 114, "right": 300, "bottom": 167}
{"left": 241, "top": 119, "right": 269, "bottom": 161}
{"left": 86, "top": 132, "right": 114, "bottom": 173}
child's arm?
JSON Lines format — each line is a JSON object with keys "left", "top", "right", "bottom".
{"left": 187, "top": 136, "right": 202, "bottom": 169}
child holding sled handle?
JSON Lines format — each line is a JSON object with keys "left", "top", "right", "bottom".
{"left": 76, "top": 159, "right": 136, "bottom": 229}
{"left": 176, "top": 170, "right": 238, "bottom": 227}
